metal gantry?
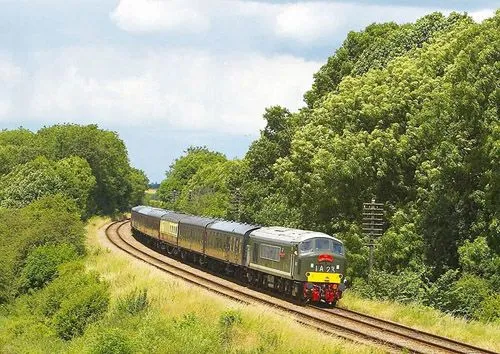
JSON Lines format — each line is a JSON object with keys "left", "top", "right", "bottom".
{"left": 362, "top": 198, "right": 385, "bottom": 273}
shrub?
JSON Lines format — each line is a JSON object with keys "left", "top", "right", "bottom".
{"left": 219, "top": 309, "right": 242, "bottom": 328}
{"left": 352, "top": 270, "right": 428, "bottom": 304}
{"left": 26, "top": 262, "right": 110, "bottom": 340}
{"left": 53, "top": 280, "right": 109, "bottom": 340}
{"left": 116, "top": 289, "right": 149, "bottom": 315}
{"left": 475, "top": 294, "right": 500, "bottom": 323}
{"left": 18, "top": 244, "right": 79, "bottom": 293}
{"left": 90, "top": 328, "right": 133, "bottom": 354}
{"left": 429, "top": 272, "right": 492, "bottom": 319}
{"left": 219, "top": 309, "right": 242, "bottom": 348}
{"left": 446, "top": 275, "right": 492, "bottom": 319}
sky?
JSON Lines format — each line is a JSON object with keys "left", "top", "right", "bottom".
{"left": 1, "top": 1, "right": 498, "bottom": 182}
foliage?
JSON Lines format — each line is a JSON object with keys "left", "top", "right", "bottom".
{"left": 35, "top": 124, "right": 134, "bottom": 214}
{"left": 0, "top": 195, "right": 84, "bottom": 304}
{"left": 157, "top": 146, "right": 229, "bottom": 216}
{"left": 158, "top": 12, "right": 500, "bottom": 322}
{"left": 0, "top": 128, "right": 38, "bottom": 175}
{"left": 32, "top": 262, "right": 109, "bottom": 340}
{"left": 0, "top": 156, "right": 96, "bottom": 216}
{"left": 116, "top": 288, "right": 149, "bottom": 315}
{"left": 475, "top": 294, "right": 500, "bottom": 323}
{"left": 18, "top": 244, "right": 79, "bottom": 293}
{"left": 303, "top": 12, "right": 470, "bottom": 108}
{"left": 90, "top": 328, "right": 134, "bottom": 354}
{"left": 353, "top": 270, "right": 428, "bottom": 304}
{"left": 128, "top": 168, "right": 149, "bottom": 207}
{"left": 0, "top": 124, "right": 147, "bottom": 215}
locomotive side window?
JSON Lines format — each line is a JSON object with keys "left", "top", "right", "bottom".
{"left": 259, "top": 244, "right": 280, "bottom": 262}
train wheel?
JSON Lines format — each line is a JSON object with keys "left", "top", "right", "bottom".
{"left": 180, "top": 250, "right": 187, "bottom": 261}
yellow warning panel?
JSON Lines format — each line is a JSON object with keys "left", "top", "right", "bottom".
{"left": 306, "top": 272, "right": 342, "bottom": 284}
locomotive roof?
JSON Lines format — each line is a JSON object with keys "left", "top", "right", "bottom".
{"left": 207, "top": 220, "right": 260, "bottom": 236}
{"left": 179, "top": 215, "right": 216, "bottom": 227}
{"left": 161, "top": 211, "right": 190, "bottom": 223}
{"left": 249, "top": 227, "right": 343, "bottom": 245}
{"left": 132, "top": 206, "right": 170, "bottom": 219}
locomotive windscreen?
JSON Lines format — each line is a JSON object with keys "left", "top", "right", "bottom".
{"left": 299, "top": 238, "right": 343, "bottom": 255}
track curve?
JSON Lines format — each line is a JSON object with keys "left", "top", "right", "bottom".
{"left": 105, "top": 220, "right": 497, "bottom": 354}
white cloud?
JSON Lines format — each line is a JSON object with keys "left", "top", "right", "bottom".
{"left": 469, "top": 9, "right": 495, "bottom": 22}
{"left": 0, "top": 55, "right": 25, "bottom": 118}
{"left": 6, "top": 47, "right": 320, "bottom": 134}
{"left": 110, "top": 0, "right": 211, "bottom": 33}
{"left": 275, "top": 3, "right": 347, "bottom": 42}
{"left": 273, "top": 2, "right": 435, "bottom": 43}
{"left": 109, "top": 0, "right": 443, "bottom": 45}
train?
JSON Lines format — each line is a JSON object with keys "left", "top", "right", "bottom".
{"left": 131, "top": 205, "right": 347, "bottom": 306}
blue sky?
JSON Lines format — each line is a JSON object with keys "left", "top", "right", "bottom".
{"left": 1, "top": 1, "right": 498, "bottom": 182}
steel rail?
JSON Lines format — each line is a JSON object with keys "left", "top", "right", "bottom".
{"left": 104, "top": 220, "right": 497, "bottom": 354}
{"left": 315, "top": 306, "right": 498, "bottom": 354}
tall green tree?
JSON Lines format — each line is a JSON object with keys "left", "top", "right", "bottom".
{"left": 128, "top": 168, "right": 149, "bottom": 207}
{"left": 157, "top": 146, "right": 226, "bottom": 210}
{"left": 0, "top": 156, "right": 96, "bottom": 216}
{"left": 36, "top": 124, "right": 133, "bottom": 214}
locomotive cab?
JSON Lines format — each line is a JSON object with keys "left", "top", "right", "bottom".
{"left": 296, "top": 236, "right": 346, "bottom": 305}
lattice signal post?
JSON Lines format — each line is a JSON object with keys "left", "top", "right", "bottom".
{"left": 363, "top": 198, "right": 385, "bottom": 273}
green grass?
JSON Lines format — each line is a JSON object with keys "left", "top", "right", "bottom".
{"left": 340, "top": 291, "right": 500, "bottom": 352}
{"left": 81, "top": 217, "right": 382, "bottom": 353}
{"left": 4, "top": 217, "right": 495, "bottom": 353}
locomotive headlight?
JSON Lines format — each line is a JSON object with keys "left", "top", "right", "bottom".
{"left": 336, "top": 264, "right": 340, "bottom": 269}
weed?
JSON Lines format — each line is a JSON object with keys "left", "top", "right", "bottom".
{"left": 117, "top": 288, "right": 149, "bottom": 315}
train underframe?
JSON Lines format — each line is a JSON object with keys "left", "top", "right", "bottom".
{"left": 132, "top": 229, "right": 343, "bottom": 306}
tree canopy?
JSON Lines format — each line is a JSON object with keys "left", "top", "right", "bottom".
{"left": 0, "top": 124, "right": 149, "bottom": 216}
{"left": 156, "top": 12, "right": 500, "bottom": 321}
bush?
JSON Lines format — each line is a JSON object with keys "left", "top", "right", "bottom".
{"left": 53, "top": 282, "right": 109, "bottom": 340}
{"left": 475, "top": 294, "right": 500, "bottom": 323}
{"left": 28, "top": 262, "right": 109, "bottom": 340}
{"left": 18, "top": 244, "right": 79, "bottom": 293}
{"left": 352, "top": 270, "right": 428, "bottom": 304}
{"left": 116, "top": 289, "right": 149, "bottom": 315}
{"left": 219, "top": 309, "right": 242, "bottom": 348}
{"left": 0, "top": 197, "right": 85, "bottom": 304}
{"left": 428, "top": 272, "right": 492, "bottom": 319}
{"left": 445, "top": 275, "right": 492, "bottom": 319}
{"left": 219, "top": 310, "right": 242, "bottom": 328}
{"left": 90, "top": 328, "right": 133, "bottom": 354}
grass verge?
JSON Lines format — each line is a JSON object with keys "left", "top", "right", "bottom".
{"left": 340, "top": 291, "right": 500, "bottom": 352}
{"left": 79, "top": 217, "right": 381, "bottom": 353}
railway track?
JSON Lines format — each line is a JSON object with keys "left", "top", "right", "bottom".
{"left": 105, "top": 220, "right": 497, "bottom": 354}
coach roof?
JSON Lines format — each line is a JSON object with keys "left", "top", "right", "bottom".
{"left": 133, "top": 206, "right": 170, "bottom": 219}
{"left": 179, "top": 215, "right": 216, "bottom": 227}
{"left": 131, "top": 205, "right": 148, "bottom": 213}
{"left": 161, "top": 211, "right": 190, "bottom": 223}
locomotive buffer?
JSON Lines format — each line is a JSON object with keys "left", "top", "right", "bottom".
{"left": 362, "top": 199, "right": 385, "bottom": 273}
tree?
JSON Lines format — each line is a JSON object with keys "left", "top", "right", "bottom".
{"left": 36, "top": 124, "right": 133, "bottom": 214}
{"left": 128, "top": 168, "right": 149, "bottom": 207}
{"left": 157, "top": 146, "right": 226, "bottom": 209}
{"left": 0, "top": 156, "right": 96, "bottom": 217}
